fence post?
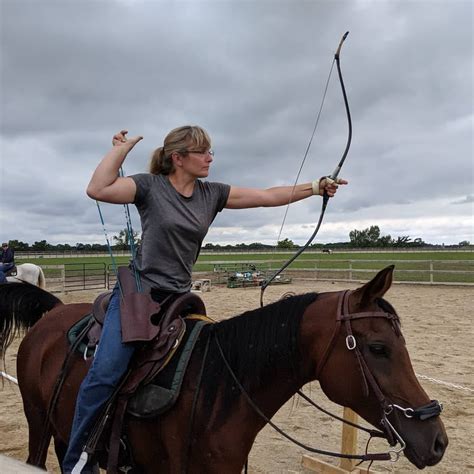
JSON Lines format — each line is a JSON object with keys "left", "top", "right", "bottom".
{"left": 349, "top": 261, "right": 353, "bottom": 281}
{"left": 315, "top": 261, "right": 318, "bottom": 280}
{"left": 61, "top": 265, "right": 66, "bottom": 293}
{"left": 340, "top": 408, "right": 358, "bottom": 471}
{"left": 430, "top": 261, "right": 434, "bottom": 284}
{"left": 103, "top": 262, "right": 107, "bottom": 289}
{"left": 301, "top": 407, "right": 382, "bottom": 473}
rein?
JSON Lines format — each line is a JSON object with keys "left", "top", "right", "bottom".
{"left": 214, "top": 290, "right": 443, "bottom": 465}
{"left": 33, "top": 316, "right": 96, "bottom": 466}
{"left": 213, "top": 329, "right": 389, "bottom": 462}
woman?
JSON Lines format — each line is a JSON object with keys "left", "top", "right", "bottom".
{"left": 63, "top": 126, "right": 347, "bottom": 473}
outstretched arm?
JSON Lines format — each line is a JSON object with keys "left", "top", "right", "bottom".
{"left": 86, "top": 130, "right": 142, "bottom": 204}
{"left": 225, "top": 178, "right": 347, "bottom": 209}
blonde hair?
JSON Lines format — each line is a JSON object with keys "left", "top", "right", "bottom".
{"left": 149, "top": 125, "right": 212, "bottom": 175}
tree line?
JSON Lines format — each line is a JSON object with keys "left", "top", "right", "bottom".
{"left": 7, "top": 226, "right": 471, "bottom": 252}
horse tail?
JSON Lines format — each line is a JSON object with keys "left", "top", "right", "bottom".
{"left": 0, "top": 282, "right": 62, "bottom": 360}
{"left": 37, "top": 266, "right": 46, "bottom": 289}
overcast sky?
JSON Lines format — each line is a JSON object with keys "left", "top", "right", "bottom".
{"left": 1, "top": 0, "right": 472, "bottom": 247}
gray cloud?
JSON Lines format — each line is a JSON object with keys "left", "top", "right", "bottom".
{"left": 1, "top": 0, "right": 472, "bottom": 246}
{"left": 452, "top": 195, "right": 474, "bottom": 205}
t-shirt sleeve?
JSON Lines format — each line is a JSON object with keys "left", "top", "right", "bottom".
{"left": 208, "top": 181, "right": 231, "bottom": 215}
{"left": 130, "top": 173, "right": 153, "bottom": 206}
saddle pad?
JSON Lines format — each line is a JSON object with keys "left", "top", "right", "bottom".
{"left": 127, "top": 318, "right": 210, "bottom": 418}
{"left": 67, "top": 313, "right": 95, "bottom": 358}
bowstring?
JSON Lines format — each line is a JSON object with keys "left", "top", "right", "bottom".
{"left": 119, "top": 167, "right": 142, "bottom": 292}
{"left": 95, "top": 166, "right": 142, "bottom": 296}
{"left": 95, "top": 201, "right": 124, "bottom": 298}
{"left": 273, "top": 58, "right": 336, "bottom": 263}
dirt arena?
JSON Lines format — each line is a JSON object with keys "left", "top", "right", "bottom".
{"left": 1, "top": 280, "right": 472, "bottom": 473}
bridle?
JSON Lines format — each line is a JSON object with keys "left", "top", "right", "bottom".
{"left": 316, "top": 290, "right": 443, "bottom": 456}
{"left": 214, "top": 289, "right": 443, "bottom": 463}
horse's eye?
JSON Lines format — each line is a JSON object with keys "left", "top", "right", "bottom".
{"left": 369, "top": 343, "right": 388, "bottom": 357}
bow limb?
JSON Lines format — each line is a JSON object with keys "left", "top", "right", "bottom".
{"left": 260, "top": 32, "right": 352, "bottom": 306}
{"left": 327, "top": 31, "right": 352, "bottom": 185}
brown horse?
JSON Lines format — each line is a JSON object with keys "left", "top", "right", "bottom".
{"left": 0, "top": 266, "right": 447, "bottom": 473}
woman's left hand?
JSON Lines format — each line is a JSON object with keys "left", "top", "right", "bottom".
{"left": 319, "top": 177, "right": 348, "bottom": 197}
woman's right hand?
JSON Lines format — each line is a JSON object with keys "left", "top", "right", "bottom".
{"left": 112, "top": 130, "right": 143, "bottom": 149}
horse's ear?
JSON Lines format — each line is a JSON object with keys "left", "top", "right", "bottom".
{"left": 352, "top": 265, "right": 395, "bottom": 307}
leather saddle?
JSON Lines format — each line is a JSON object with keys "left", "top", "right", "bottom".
{"left": 71, "top": 282, "right": 206, "bottom": 359}
{"left": 86, "top": 265, "right": 205, "bottom": 345}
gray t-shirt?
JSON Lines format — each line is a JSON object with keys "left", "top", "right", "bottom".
{"left": 130, "top": 173, "right": 230, "bottom": 293}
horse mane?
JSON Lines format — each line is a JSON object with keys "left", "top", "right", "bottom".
{"left": 0, "top": 282, "right": 62, "bottom": 359}
{"left": 199, "top": 292, "right": 319, "bottom": 419}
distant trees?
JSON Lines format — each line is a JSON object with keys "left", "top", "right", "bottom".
{"left": 7, "top": 239, "right": 29, "bottom": 250}
{"left": 31, "top": 240, "right": 51, "bottom": 251}
{"left": 349, "top": 226, "right": 382, "bottom": 247}
{"left": 113, "top": 228, "right": 141, "bottom": 251}
{"left": 277, "top": 238, "right": 296, "bottom": 249}
{"left": 5, "top": 227, "right": 470, "bottom": 252}
{"left": 349, "top": 226, "right": 427, "bottom": 248}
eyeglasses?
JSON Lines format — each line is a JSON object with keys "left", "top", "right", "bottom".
{"left": 185, "top": 149, "right": 215, "bottom": 156}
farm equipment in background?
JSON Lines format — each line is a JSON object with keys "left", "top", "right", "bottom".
{"left": 213, "top": 263, "right": 292, "bottom": 288}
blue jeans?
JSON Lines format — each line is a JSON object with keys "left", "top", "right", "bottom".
{"left": 62, "top": 286, "right": 135, "bottom": 473}
{"left": 0, "top": 262, "right": 14, "bottom": 283}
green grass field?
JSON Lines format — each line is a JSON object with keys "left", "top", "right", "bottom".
{"left": 17, "top": 250, "right": 474, "bottom": 284}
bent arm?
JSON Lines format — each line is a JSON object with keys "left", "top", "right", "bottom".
{"left": 86, "top": 146, "right": 137, "bottom": 204}
{"left": 87, "top": 132, "right": 142, "bottom": 204}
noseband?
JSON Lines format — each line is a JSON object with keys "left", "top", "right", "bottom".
{"left": 316, "top": 290, "right": 443, "bottom": 457}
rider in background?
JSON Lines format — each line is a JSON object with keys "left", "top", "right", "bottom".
{"left": 62, "top": 126, "right": 347, "bottom": 473}
{"left": 0, "top": 242, "right": 15, "bottom": 284}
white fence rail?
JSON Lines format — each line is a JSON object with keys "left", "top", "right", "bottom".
{"left": 36, "top": 259, "right": 473, "bottom": 292}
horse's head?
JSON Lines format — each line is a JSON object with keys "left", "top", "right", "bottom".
{"left": 301, "top": 265, "right": 448, "bottom": 468}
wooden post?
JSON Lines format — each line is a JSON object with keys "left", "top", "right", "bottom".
{"left": 61, "top": 265, "right": 66, "bottom": 293}
{"left": 339, "top": 408, "right": 358, "bottom": 471}
{"left": 301, "top": 407, "right": 381, "bottom": 473}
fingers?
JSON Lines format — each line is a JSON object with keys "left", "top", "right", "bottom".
{"left": 129, "top": 135, "right": 144, "bottom": 145}
{"left": 112, "top": 130, "right": 143, "bottom": 147}
{"left": 322, "top": 177, "right": 348, "bottom": 197}
{"left": 112, "top": 130, "right": 128, "bottom": 145}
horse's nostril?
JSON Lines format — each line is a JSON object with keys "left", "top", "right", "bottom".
{"left": 433, "top": 432, "right": 447, "bottom": 457}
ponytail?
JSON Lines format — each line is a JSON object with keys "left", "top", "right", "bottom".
{"left": 149, "top": 146, "right": 173, "bottom": 175}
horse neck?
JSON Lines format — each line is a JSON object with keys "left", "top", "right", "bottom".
{"left": 298, "top": 292, "right": 341, "bottom": 384}
{"left": 207, "top": 296, "right": 317, "bottom": 422}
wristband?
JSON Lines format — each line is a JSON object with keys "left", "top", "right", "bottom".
{"left": 312, "top": 179, "right": 321, "bottom": 195}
